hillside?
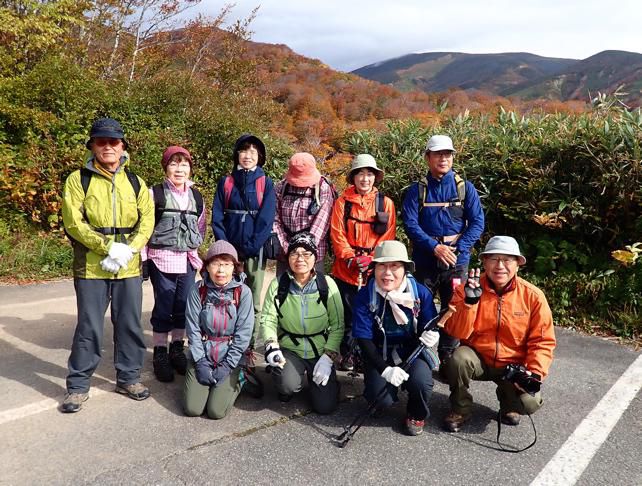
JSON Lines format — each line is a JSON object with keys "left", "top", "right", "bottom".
{"left": 354, "top": 50, "right": 642, "bottom": 106}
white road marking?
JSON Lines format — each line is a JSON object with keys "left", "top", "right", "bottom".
{"left": 531, "top": 353, "right": 642, "bottom": 486}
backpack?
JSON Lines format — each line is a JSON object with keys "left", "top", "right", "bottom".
{"left": 152, "top": 183, "right": 204, "bottom": 225}
{"left": 344, "top": 191, "right": 388, "bottom": 244}
{"left": 279, "top": 175, "right": 338, "bottom": 217}
{"left": 417, "top": 172, "right": 466, "bottom": 210}
{"left": 223, "top": 174, "right": 266, "bottom": 209}
{"left": 199, "top": 280, "right": 242, "bottom": 308}
{"left": 65, "top": 167, "right": 142, "bottom": 242}
{"left": 274, "top": 271, "right": 330, "bottom": 319}
{"left": 274, "top": 271, "right": 331, "bottom": 358}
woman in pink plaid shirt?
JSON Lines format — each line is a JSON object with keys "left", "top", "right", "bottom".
{"left": 142, "top": 146, "right": 207, "bottom": 383}
{"left": 273, "top": 152, "right": 335, "bottom": 276}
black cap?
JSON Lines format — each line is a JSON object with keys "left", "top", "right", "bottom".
{"left": 86, "top": 118, "right": 129, "bottom": 149}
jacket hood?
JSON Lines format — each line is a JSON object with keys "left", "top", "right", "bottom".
{"left": 85, "top": 152, "right": 130, "bottom": 176}
{"left": 231, "top": 165, "right": 267, "bottom": 185}
{"left": 343, "top": 185, "right": 380, "bottom": 203}
{"left": 233, "top": 133, "right": 266, "bottom": 168}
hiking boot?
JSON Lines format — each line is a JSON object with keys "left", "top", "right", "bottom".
{"left": 337, "top": 354, "right": 354, "bottom": 372}
{"left": 169, "top": 340, "right": 187, "bottom": 375}
{"left": 61, "top": 392, "right": 88, "bottom": 413}
{"left": 241, "top": 366, "right": 264, "bottom": 399}
{"left": 278, "top": 392, "right": 293, "bottom": 403}
{"left": 115, "top": 382, "right": 150, "bottom": 401}
{"left": 501, "top": 411, "right": 521, "bottom": 426}
{"left": 404, "top": 417, "right": 425, "bottom": 436}
{"left": 443, "top": 411, "right": 469, "bottom": 432}
{"left": 153, "top": 346, "right": 174, "bottom": 382}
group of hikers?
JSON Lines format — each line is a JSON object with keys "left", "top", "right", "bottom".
{"left": 60, "top": 117, "right": 556, "bottom": 437}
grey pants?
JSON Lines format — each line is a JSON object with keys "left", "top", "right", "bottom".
{"left": 447, "top": 345, "right": 543, "bottom": 417}
{"left": 183, "top": 358, "right": 242, "bottom": 419}
{"left": 271, "top": 349, "right": 339, "bottom": 414}
{"left": 66, "top": 277, "right": 145, "bottom": 393}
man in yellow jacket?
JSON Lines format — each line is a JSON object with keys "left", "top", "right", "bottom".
{"left": 61, "top": 118, "right": 154, "bottom": 413}
{"left": 442, "top": 236, "right": 556, "bottom": 432}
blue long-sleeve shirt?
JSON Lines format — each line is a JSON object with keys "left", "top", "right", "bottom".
{"left": 211, "top": 167, "right": 276, "bottom": 260}
{"left": 402, "top": 171, "right": 484, "bottom": 269}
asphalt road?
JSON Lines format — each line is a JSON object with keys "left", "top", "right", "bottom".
{"left": 0, "top": 279, "right": 640, "bottom": 485}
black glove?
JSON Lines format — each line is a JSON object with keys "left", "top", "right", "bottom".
{"left": 211, "top": 361, "right": 232, "bottom": 385}
{"left": 464, "top": 268, "right": 482, "bottom": 305}
{"left": 142, "top": 260, "right": 150, "bottom": 281}
{"left": 195, "top": 358, "right": 215, "bottom": 386}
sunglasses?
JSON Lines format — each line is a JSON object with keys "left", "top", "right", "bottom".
{"left": 92, "top": 138, "right": 122, "bottom": 147}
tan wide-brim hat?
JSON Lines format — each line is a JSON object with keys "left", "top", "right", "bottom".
{"left": 372, "top": 240, "right": 415, "bottom": 273}
{"left": 347, "top": 154, "right": 384, "bottom": 184}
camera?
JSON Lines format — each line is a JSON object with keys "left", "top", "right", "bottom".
{"left": 503, "top": 363, "right": 541, "bottom": 396}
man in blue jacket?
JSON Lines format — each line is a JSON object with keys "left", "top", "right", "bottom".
{"left": 212, "top": 134, "right": 277, "bottom": 337}
{"left": 401, "top": 135, "right": 484, "bottom": 375}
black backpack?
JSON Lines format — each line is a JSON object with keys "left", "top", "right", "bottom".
{"left": 152, "top": 183, "right": 204, "bottom": 225}
{"left": 274, "top": 271, "right": 330, "bottom": 319}
{"left": 344, "top": 191, "right": 388, "bottom": 238}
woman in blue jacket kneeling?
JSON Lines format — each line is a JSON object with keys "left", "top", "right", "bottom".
{"left": 352, "top": 240, "right": 439, "bottom": 436}
{"left": 183, "top": 240, "right": 254, "bottom": 419}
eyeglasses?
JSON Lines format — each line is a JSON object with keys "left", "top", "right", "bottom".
{"left": 93, "top": 138, "right": 122, "bottom": 147}
{"left": 431, "top": 150, "right": 453, "bottom": 158}
{"left": 167, "top": 161, "right": 191, "bottom": 169}
{"left": 209, "top": 262, "right": 234, "bottom": 270}
{"left": 375, "top": 262, "right": 404, "bottom": 272}
{"left": 289, "top": 251, "right": 314, "bottom": 260}
{"left": 485, "top": 256, "right": 518, "bottom": 266}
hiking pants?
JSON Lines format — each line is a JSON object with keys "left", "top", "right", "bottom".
{"left": 447, "top": 345, "right": 543, "bottom": 417}
{"left": 415, "top": 264, "right": 468, "bottom": 359}
{"left": 271, "top": 349, "right": 339, "bottom": 414}
{"left": 183, "top": 358, "right": 242, "bottom": 419}
{"left": 148, "top": 260, "right": 196, "bottom": 333}
{"left": 335, "top": 278, "right": 358, "bottom": 357}
{"left": 363, "top": 355, "right": 434, "bottom": 421}
{"left": 66, "top": 277, "right": 145, "bottom": 393}
{"left": 243, "top": 254, "right": 266, "bottom": 347}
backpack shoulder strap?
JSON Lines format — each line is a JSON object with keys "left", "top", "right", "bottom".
{"left": 417, "top": 178, "right": 428, "bottom": 211}
{"left": 343, "top": 200, "right": 353, "bottom": 231}
{"left": 316, "top": 272, "right": 329, "bottom": 310}
{"left": 454, "top": 173, "right": 466, "bottom": 204}
{"left": 256, "top": 175, "right": 266, "bottom": 207}
{"left": 152, "top": 183, "right": 166, "bottom": 225}
{"left": 223, "top": 175, "right": 234, "bottom": 208}
{"left": 124, "top": 168, "right": 141, "bottom": 198}
{"left": 191, "top": 186, "right": 204, "bottom": 216}
{"left": 377, "top": 192, "right": 385, "bottom": 213}
{"left": 274, "top": 272, "right": 291, "bottom": 318}
{"left": 80, "top": 168, "right": 93, "bottom": 195}
{"left": 233, "top": 285, "right": 242, "bottom": 308}
{"left": 199, "top": 281, "right": 208, "bottom": 305}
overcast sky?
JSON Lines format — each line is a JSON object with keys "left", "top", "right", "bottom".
{"left": 194, "top": 1, "right": 641, "bottom": 72}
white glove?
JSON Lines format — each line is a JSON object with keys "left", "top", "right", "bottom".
{"left": 100, "top": 256, "right": 121, "bottom": 274}
{"left": 312, "top": 354, "right": 334, "bottom": 387}
{"left": 419, "top": 330, "right": 440, "bottom": 348}
{"left": 264, "top": 342, "right": 285, "bottom": 368}
{"left": 108, "top": 242, "right": 134, "bottom": 267}
{"left": 381, "top": 366, "right": 409, "bottom": 387}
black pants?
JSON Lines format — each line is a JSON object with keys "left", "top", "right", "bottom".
{"left": 148, "top": 260, "right": 196, "bottom": 333}
{"left": 363, "top": 356, "right": 434, "bottom": 421}
{"left": 335, "top": 278, "right": 359, "bottom": 357}
{"left": 414, "top": 264, "right": 468, "bottom": 358}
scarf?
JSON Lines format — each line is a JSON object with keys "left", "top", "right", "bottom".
{"left": 375, "top": 277, "right": 415, "bottom": 326}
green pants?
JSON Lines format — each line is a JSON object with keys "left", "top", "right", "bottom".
{"left": 244, "top": 254, "right": 266, "bottom": 346}
{"left": 447, "top": 345, "right": 543, "bottom": 417}
{"left": 183, "top": 359, "right": 242, "bottom": 419}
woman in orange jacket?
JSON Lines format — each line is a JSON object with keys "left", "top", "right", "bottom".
{"left": 330, "top": 154, "right": 396, "bottom": 370}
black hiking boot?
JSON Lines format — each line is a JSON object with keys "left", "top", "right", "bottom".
{"left": 153, "top": 346, "right": 174, "bottom": 382}
{"left": 169, "top": 340, "right": 187, "bottom": 375}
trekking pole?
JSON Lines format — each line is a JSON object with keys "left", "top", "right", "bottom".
{"left": 334, "top": 305, "right": 456, "bottom": 448}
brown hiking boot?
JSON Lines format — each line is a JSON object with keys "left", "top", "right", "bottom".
{"left": 61, "top": 392, "right": 88, "bottom": 413}
{"left": 443, "top": 411, "right": 469, "bottom": 432}
{"left": 501, "top": 411, "right": 521, "bottom": 426}
{"left": 115, "top": 382, "right": 150, "bottom": 401}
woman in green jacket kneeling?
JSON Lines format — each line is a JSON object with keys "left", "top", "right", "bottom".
{"left": 260, "top": 232, "right": 344, "bottom": 414}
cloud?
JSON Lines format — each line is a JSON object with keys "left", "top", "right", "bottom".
{"left": 195, "top": 0, "right": 642, "bottom": 71}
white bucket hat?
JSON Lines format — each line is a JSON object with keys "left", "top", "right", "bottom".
{"left": 348, "top": 154, "right": 384, "bottom": 184}
{"left": 372, "top": 240, "right": 415, "bottom": 273}
{"left": 425, "top": 135, "right": 456, "bottom": 153}
{"left": 479, "top": 236, "right": 526, "bottom": 266}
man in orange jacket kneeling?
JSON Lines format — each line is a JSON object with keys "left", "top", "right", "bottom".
{"left": 442, "top": 236, "right": 556, "bottom": 432}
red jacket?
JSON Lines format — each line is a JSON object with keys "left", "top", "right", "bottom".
{"left": 330, "top": 186, "right": 396, "bottom": 286}
{"left": 445, "top": 274, "right": 556, "bottom": 378}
